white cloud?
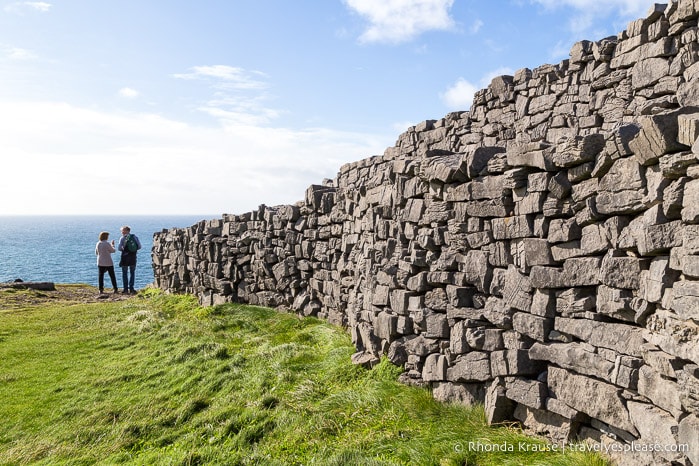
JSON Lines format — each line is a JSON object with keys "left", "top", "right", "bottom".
{"left": 345, "top": 0, "right": 455, "bottom": 44}
{"left": 441, "top": 67, "right": 514, "bottom": 110}
{"left": 441, "top": 78, "right": 478, "bottom": 109}
{"left": 173, "top": 65, "right": 268, "bottom": 90}
{"left": 174, "top": 64, "right": 280, "bottom": 126}
{"left": 0, "top": 101, "right": 392, "bottom": 215}
{"left": 469, "top": 19, "right": 484, "bottom": 34}
{"left": 2, "top": 45, "right": 36, "bottom": 60}
{"left": 118, "top": 87, "right": 140, "bottom": 99}
{"left": 4, "top": 1, "right": 51, "bottom": 14}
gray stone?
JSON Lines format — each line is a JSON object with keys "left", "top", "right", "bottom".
{"left": 678, "top": 415, "right": 699, "bottom": 466}
{"left": 682, "top": 179, "right": 699, "bottom": 223}
{"left": 547, "top": 366, "right": 637, "bottom": 435}
{"left": 503, "top": 265, "right": 532, "bottom": 312}
{"left": 597, "top": 284, "right": 634, "bottom": 320}
{"left": 645, "top": 310, "right": 699, "bottom": 366}
{"left": 422, "top": 353, "right": 448, "bottom": 382}
{"left": 670, "top": 280, "right": 699, "bottom": 321}
{"left": 512, "top": 312, "right": 552, "bottom": 342}
{"left": 432, "top": 382, "right": 484, "bottom": 406}
{"left": 447, "top": 351, "right": 491, "bottom": 382}
{"left": 491, "top": 215, "right": 534, "bottom": 240}
{"left": 529, "top": 342, "right": 615, "bottom": 380}
{"left": 599, "top": 251, "right": 644, "bottom": 289}
{"left": 637, "top": 365, "right": 684, "bottom": 418}
{"left": 629, "top": 108, "right": 695, "bottom": 165}
{"left": 626, "top": 402, "right": 679, "bottom": 454}
{"left": 677, "top": 364, "right": 699, "bottom": 415}
{"left": 555, "top": 287, "right": 596, "bottom": 316}
{"left": 548, "top": 218, "right": 582, "bottom": 243}
{"left": 555, "top": 317, "right": 645, "bottom": 357}
{"left": 505, "top": 377, "right": 548, "bottom": 410}
{"left": 484, "top": 379, "right": 515, "bottom": 424}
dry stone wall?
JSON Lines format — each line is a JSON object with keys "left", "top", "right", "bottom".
{"left": 153, "top": 2, "right": 699, "bottom": 464}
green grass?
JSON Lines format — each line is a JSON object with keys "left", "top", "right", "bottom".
{"left": 0, "top": 287, "right": 609, "bottom": 465}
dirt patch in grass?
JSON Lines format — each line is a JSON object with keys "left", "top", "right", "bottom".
{"left": 0, "top": 283, "right": 138, "bottom": 309}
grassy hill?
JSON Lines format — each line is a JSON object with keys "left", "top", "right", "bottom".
{"left": 0, "top": 285, "right": 608, "bottom": 465}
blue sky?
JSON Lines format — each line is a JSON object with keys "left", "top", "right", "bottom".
{"left": 0, "top": 0, "right": 660, "bottom": 215}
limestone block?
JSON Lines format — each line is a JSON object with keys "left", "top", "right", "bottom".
{"left": 531, "top": 289, "right": 556, "bottom": 317}
{"left": 562, "top": 257, "right": 603, "bottom": 287}
{"left": 580, "top": 223, "right": 610, "bottom": 255}
{"left": 678, "top": 414, "right": 699, "bottom": 466}
{"left": 491, "top": 215, "right": 534, "bottom": 240}
{"left": 670, "top": 280, "right": 699, "bottom": 321}
{"left": 491, "top": 350, "right": 542, "bottom": 377}
{"left": 446, "top": 285, "right": 476, "bottom": 308}
{"left": 547, "top": 366, "right": 637, "bottom": 435}
{"left": 663, "top": 177, "right": 688, "bottom": 219}
{"left": 464, "top": 198, "right": 514, "bottom": 217}
{"left": 529, "top": 266, "right": 566, "bottom": 289}
{"left": 639, "top": 256, "right": 677, "bottom": 304}
{"left": 466, "top": 146, "right": 507, "bottom": 178}
{"left": 645, "top": 310, "right": 699, "bottom": 365}
{"left": 550, "top": 134, "right": 605, "bottom": 168}
{"left": 555, "top": 287, "right": 596, "bottom": 316}
{"left": 371, "top": 284, "right": 390, "bottom": 306}
{"left": 425, "top": 288, "right": 448, "bottom": 311}
{"left": 432, "top": 382, "right": 485, "bottom": 406}
{"left": 375, "top": 311, "right": 398, "bottom": 341}
{"left": 422, "top": 353, "right": 448, "bottom": 382}
{"left": 684, "top": 224, "right": 699, "bottom": 253}
{"left": 677, "top": 364, "right": 699, "bottom": 414}
{"left": 531, "top": 342, "right": 615, "bottom": 382}
{"left": 550, "top": 241, "right": 585, "bottom": 262}
{"left": 484, "top": 379, "right": 515, "bottom": 424}
{"left": 512, "top": 312, "right": 552, "bottom": 342}
{"left": 449, "top": 320, "right": 469, "bottom": 354}
{"left": 389, "top": 289, "right": 413, "bottom": 315}
{"left": 425, "top": 312, "right": 449, "bottom": 339}
{"left": 404, "top": 334, "right": 441, "bottom": 357}
{"left": 513, "top": 404, "right": 578, "bottom": 444}
{"left": 599, "top": 251, "right": 644, "bottom": 290}
{"left": 547, "top": 171, "right": 572, "bottom": 199}
{"left": 629, "top": 108, "right": 695, "bottom": 165}
{"left": 466, "top": 327, "right": 505, "bottom": 352}
{"left": 682, "top": 178, "right": 699, "bottom": 223}
{"left": 458, "top": 249, "right": 492, "bottom": 292}
{"left": 638, "top": 365, "right": 684, "bottom": 418}
{"left": 571, "top": 177, "right": 599, "bottom": 203}
{"left": 631, "top": 56, "right": 670, "bottom": 90}
{"left": 547, "top": 218, "right": 581, "bottom": 244}
{"left": 513, "top": 238, "right": 554, "bottom": 268}
{"left": 627, "top": 402, "right": 682, "bottom": 463}
{"left": 555, "top": 317, "right": 645, "bottom": 357}
{"left": 503, "top": 265, "right": 533, "bottom": 312}
{"left": 505, "top": 377, "right": 548, "bottom": 410}
{"left": 447, "top": 351, "right": 491, "bottom": 382}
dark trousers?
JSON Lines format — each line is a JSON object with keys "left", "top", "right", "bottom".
{"left": 98, "top": 266, "right": 118, "bottom": 292}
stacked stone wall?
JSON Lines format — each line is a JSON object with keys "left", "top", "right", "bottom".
{"left": 153, "top": 2, "right": 699, "bottom": 464}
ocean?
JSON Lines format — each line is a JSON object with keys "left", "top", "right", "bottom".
{"left": 0, "top": 215, "right": 215, "bottom": 290}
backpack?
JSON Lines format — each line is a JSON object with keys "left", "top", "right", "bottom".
{"left": 125, "top": 234, "right": 139, "bottom": 253}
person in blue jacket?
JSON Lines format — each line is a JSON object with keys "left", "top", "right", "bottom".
{"left": 117, "top": 225, "right": 142, "bottom": 294}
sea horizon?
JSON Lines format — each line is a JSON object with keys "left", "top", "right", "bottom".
{"left": 0, "top": 214, "right": 218, "bottom": 289}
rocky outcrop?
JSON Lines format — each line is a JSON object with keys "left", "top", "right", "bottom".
{"left": 153, "top": 2, "right": 699, "bottom": 464}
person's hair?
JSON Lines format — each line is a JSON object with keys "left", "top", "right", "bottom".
{"left": 99, "top": 231, "right": 109, "bottom": 241}
{"left": 121, "top": 226, "right": 131, "bottom": 233}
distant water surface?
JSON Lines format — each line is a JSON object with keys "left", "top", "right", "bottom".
{"left": 0, "top": 215, "right": 214, "bottom": 290}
